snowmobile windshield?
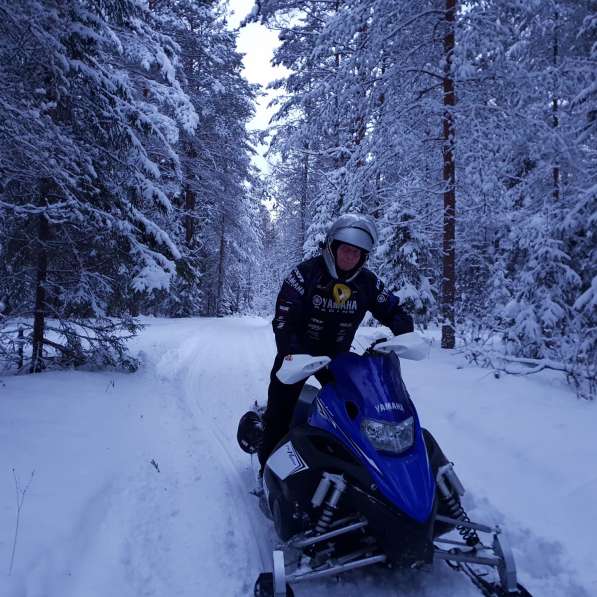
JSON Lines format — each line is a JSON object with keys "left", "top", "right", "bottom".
{"left": 328, "top": 351, "right": 413, "bottom": 422}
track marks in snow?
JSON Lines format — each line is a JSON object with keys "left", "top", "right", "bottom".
{"left": 153, "top": 319, "right": 274, "bottom": 590}
{"left": 177, "top": 322, "right": 272, "bottom": 569}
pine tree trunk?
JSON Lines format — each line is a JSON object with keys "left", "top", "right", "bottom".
{"left": 215, "top": 215, "right": 226, "bottom": 316}
{"left": 441, "top": 0, "right": 457, "bottom": 349}
{"left": 31, "top": 215, "right": 50, "bottom": 373}
{"left": 185, "top": 187, "right": 195, "bottom": 244}
{"left": 372, "top": 58, "right": 387, "bottom": 218}
{"left": 299, "top": 146, "right": 309, "bottom": 256}
{"left": 333, "top": 0, "right": 345, "bottom": 209}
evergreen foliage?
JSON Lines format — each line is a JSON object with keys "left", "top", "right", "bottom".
{"left": 255, "top": 0, "right": 596, "bottom": 397}
{"left": 0, "top": 0, "right": 593, "bottom": 396}
{"left": 0, "top": 0, "right": 258, "bottom": 372}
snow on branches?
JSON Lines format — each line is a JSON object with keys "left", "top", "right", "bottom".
{"left": 0, "top": 0, "right": 257, "bottom": 371}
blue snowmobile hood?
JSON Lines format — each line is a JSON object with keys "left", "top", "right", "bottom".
{"left": 308, "top": 351, "right": 435, "bottom": 524}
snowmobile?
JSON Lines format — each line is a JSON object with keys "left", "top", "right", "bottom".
{"left": 237, "top": 334, "right": 532, "bottom": 597}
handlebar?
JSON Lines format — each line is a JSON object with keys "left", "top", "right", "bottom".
{"left": 363, "top": 335, "right": 391, "bottom": 355}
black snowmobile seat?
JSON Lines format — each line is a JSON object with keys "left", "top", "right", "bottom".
{"left": 291, "top": 384, "right": 319, "bottom": 428}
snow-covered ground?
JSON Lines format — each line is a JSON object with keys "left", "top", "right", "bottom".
{"left": 0, "top": 317, "right": 595, "bottom": 597}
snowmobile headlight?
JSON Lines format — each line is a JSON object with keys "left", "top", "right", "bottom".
{"left": 361, "top": 416, "right": 414, "bottom": 454}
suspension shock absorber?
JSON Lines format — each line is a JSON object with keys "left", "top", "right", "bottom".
{"left": 437, "top": 463, "right": 480, "bottom": 546}
{"left": 311, "top": 473, "right": 347, "bottom": 535}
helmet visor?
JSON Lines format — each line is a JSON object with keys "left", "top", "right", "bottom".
{"left": 333, "top": 226, "right": 375, "bottom": 252}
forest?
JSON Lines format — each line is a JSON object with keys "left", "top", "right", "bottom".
{"left": 0, "top": 0, "right": 595, "bottom": 398}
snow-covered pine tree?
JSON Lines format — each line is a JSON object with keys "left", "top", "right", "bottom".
{"left": 142, "top": 0, "right": 257, "bottom": 317}
{"left": 0, "top": 0, "right": 196, "bottom": 372}
{"left": 376, "top": 206, "right": 436, "bottom": 326}
{"left": 254, "top": 0, "right": 594, "bottom": 394}
{"left": 455, "top": 0, "right": 596, "bottom": 395}
{"left": 257, "top": 0, "right": 382, "bottom": 256}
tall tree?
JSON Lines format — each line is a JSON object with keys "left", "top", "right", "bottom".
{"left": 255, "top": 0, "right": 595, "bottom": 394}
{"left": 441, "top": 0, "right": 457, "bottom": 348}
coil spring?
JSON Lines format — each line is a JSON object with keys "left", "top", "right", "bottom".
{"left": 441, "top": 493, "right": 480, "bottom": 546}
{"left": 314, "top": 502, "right": 337, "bottom": 534}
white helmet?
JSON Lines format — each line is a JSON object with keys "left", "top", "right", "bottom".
{"left": 323, "top": 213, "right": 378, "bottom": 280}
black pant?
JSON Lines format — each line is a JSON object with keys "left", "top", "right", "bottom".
{"left": 258, "top": 354, "right": 307, "bottom": 468}
{"left": 258, "top": 353, "right": 335, "bottom": 468}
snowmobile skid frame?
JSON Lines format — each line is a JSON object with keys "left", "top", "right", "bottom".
{"left": 257, "top": 517, "right": 528, "bottom": 597}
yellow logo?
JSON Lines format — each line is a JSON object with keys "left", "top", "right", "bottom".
{"left": 332, "top": 283, "right": 352, "bottom": 305}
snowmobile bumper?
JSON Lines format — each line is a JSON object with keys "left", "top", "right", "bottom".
{"left": 342, "top": 483, "right": 435, "bottom": 566}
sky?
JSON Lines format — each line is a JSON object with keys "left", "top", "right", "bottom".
{"left": 227, "top": 0, "right": 288, "bottom": 174}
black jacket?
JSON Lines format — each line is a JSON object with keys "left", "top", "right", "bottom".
{"left": 272, "top": 255, "right": 413, "bottom": 357}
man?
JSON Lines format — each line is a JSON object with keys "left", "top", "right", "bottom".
{"left": 258, "top": 213, "right": 414, "bottom": 469}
